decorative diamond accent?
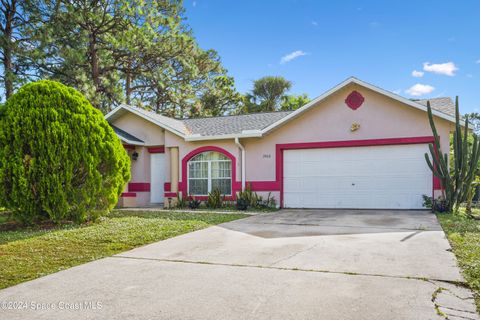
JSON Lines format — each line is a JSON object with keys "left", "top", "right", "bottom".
{"left": 345, "top": 91, "right": 365, "bottom": 110}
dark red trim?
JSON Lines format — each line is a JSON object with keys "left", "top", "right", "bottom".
{"left": 164, "top": 192, "right": 177, "bottom": 197}
{"left": 147, "top": 146, "right": 165, "bottom": 153}
{"left": 164, "top": 182, "right": 171, "bottom": 192}
{"left": 276, "top": 136, "right": 435, "bottom": 151}
{"left": 275, "top": 136, "right": 436, "bottom": 207}
{"left": 128, "top": 182, "right": 150, "bottom": 192}
{"left": 123, "top": 144, "right": 136, "bottom": 150}
{"left": 121, "top": 192, "right": 136, "bottom": 198}
{"left": 249, "top": 181, "right": 281, "bottom": 191}
{"left": 180, "top": 146, "right": 238, "bottom": 198}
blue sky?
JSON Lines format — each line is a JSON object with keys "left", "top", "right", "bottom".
{"left": 184, "top": 0, "right": 480, "bottom": 113}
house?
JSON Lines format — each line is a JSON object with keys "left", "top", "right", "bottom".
{"left": 105, "top": 77, "right": 457, "bottom": 209}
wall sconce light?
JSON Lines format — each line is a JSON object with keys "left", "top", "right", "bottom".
{"left": 132, "top": 151, "right": 139, "bottom": 161}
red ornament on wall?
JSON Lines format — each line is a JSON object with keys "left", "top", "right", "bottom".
{"left": 345, "top": 90, "right": 365, "bottom": 110}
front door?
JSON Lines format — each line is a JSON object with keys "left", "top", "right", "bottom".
{"left": 150, "top": 153, "right": 165, "bottom": 203}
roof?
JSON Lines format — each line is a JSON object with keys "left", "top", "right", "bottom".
{"left": 111, "top": 125, "right": 144, "bottom": 145}
{"left": 182, "top": 111, "right": 292, "bottom": 136}
{"left": 105, "top": 77, "right": 461, "bottom": 142}
{"left": 412, "top": 97, "right": 455, "bottom": 117}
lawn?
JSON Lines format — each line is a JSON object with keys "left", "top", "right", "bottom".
{"left": 0, "top": 210, "right": 248, "bottom": 289}
{"left": 437, "top": 210, "right": 480, "bottom": 309}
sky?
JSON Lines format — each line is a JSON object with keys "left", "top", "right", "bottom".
{"left": 184, "top": 0, "right": 480, "bottom": 114}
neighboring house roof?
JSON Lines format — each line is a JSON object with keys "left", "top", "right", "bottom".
{"left": 105, "top": 77, "right": 460, "bottom": 142}
{"left": 182, "top": 111, "right": 292, "bottom": 136}
{"left": 412, "top": 97, "right": 455, "bottom": 117}
{"left": 111, "top": 125, "right": 144, "bottom": 145}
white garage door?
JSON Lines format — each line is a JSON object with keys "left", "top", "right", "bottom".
{"left": 283, "top": 144, "right": 432, "bottom": 209}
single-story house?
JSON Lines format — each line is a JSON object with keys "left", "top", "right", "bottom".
{"left": 106, "top": 77, "right": 456, "bottom": 209}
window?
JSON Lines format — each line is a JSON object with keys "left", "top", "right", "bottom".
{"left": 188, "top": 151, "right": 232, "bottom": 195}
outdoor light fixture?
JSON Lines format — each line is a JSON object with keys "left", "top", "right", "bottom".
{"left": 132, "top": 151, "right": 139, "bottom": 161}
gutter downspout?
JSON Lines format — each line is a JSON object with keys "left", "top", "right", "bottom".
{"left": 235, "top": 137, "right": 246, "bottom": 191}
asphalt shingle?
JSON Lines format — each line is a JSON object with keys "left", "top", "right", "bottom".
{"left": 181, "top": 111, "right": 292, "bottom": 136}
{"left": 412, "top": 97, "right": 455, "bottom": 117}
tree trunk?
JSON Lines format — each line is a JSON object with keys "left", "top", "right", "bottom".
{"left": 88, "top": 32, "right": 100, "bottom": 107}
{"left": 3, "top": 0, "right": 16, "bottom": 99}
{"left": 125, "top": 59, "right": 131, "bottom": 105}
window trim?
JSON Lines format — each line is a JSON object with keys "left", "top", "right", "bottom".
{"left": 187, "top": 154, "right": 232, "bottom": 196}
{"left": 181, "top": 146, "right": 238, "bottom": 199}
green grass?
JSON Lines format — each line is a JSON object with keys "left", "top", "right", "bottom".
{"left": 437, "top": 211, "right": 480, "bottom": 309}
{"left": 0, "top": 210, "right": 248, "bottom": 289}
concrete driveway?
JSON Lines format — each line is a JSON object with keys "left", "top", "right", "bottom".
{"left": 0, "top": 209, "right": 478, "bottom": 319}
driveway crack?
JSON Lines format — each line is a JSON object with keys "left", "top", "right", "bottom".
{"left": 268, "top": 243, "right": 321, "bottom": 266}
{"left": 112, "top": 255, "right": 466, "bottom": 284}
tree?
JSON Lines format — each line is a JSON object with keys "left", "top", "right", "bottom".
{"left": 192, "top": 75, "right": 243, "bottom": 117}
{"left": 35, "top": 0, "right": 128, "bottom": 111}
{"left": 238, "top": 76, "right": 309, "bottom": 113}
{"left": 250, "top": 76, "right": 291, "bottom": 111}
{"left": 0, "top": 0, "right": 45, "bottom": 100}
{"left": 425, "top": 98, "right": 480, "bottom": 213}
{"left": 467, "top": 112, "right": 480, "bottom": 135}
{"left": 281, "top": 93, "right": 310, "bottom": 111}
{"left": 0, "top": 80, "right": 131, "bottom": 223}
{"left": 0, "top": 1, "right": 241, "bottom": 116}
{"left": 27, "top": 0, "right": 240, "bottom": 116}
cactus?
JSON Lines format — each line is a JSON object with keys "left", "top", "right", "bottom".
{"left": 425, "top": 97, "right": 480, "bottom": 213}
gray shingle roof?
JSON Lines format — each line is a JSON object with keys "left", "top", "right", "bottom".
{"left": 111, "top": 125, "right": 144, "bottom": 143}
{"left": 412, "top": 97, "right": 455, "bottom": 117}
{"left": 181, "top": 111, "right": 293, "bottom": 136}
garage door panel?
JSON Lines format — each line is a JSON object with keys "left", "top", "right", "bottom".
{"left": 283, "top": 144, "right": 432, "bottom": 209}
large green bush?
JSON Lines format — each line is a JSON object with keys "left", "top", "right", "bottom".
{"left": 0, "top": 80, "right": 131, "bottom": 223}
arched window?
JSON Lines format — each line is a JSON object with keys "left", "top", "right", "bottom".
{"left": 188, "top": 151, "right": 232, "bottom": 195}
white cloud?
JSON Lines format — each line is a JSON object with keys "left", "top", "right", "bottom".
{"left": 423, "top": 62, "right": 458, "bottom": 76}
{"left": 280, "top": 50, "right": 307, "bottom": 64}
{"left": 311, "top": 21, "right": 318, "bottom": 26}
{"left": 411, "top": 70, "right": 424, "bottom": 78}
{"left": 192, "top": 1, "right": 196, "bottom": 7}
{"left": 476, "top": 59, "right": 480, "bottom": 64}
{"left": 467, "top": 74, "right": 474, "bottom": 78}
{"left": 405, "top": 84, "right": 435, "bottom": 96}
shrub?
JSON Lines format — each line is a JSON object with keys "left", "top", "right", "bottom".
{"left": 235, "top": 198, "right": 249, "bottom": 211}
{"left": 0, "top": 80, "right": 131, "bottom": 224}
{"left": 176, "top": 195, "right": 187, "bottom": 209}
{"left": 237, "top": 184, "right": 258, "bottom": 208}
{"left": 236, "top": 185, "right": 277, "bottom": 210}
{"left": 188, "top": 196, "right": 201, "bottom": 209}
{"left": 422, "top": 194, "right": 432, "bottom": 209}
{"left": 207, "top": 188, "right": 223, "bottom": 209}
